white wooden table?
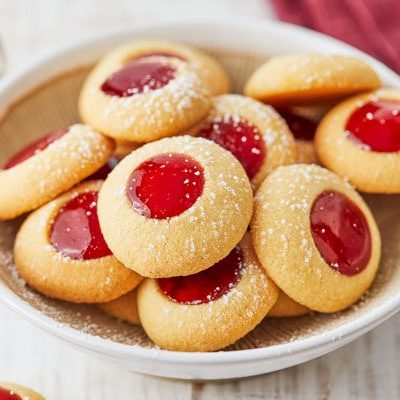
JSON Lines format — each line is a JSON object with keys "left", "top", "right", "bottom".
{"left": 0, "top": 1, "right": 399, "bottom": 398}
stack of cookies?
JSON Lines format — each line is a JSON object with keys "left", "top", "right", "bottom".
{"left": 2, "top": 40, "right": 394, "bottom": 351}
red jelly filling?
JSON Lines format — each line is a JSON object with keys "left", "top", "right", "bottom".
{"left": 346, "top": 100, "right": 400, "bottom": 152}
{"left": 0, "top": 388, "right": 22, "bottom": 400}
{"left": 199, "top": 118, "right": 266, "bottom": 179}
{"left": 101, "top": 60, "right": 176, "bottom": 97}
{"left": 158, "top": 246, "right": 244, "bottom": 304}
{"left": 3, "top": 128, "right": 68, "bottom": 170}
{"left": 50, "top": 191, "right": 112, "bottom": 260}
{"left": 310, "top": 191, "right": 371, "bottom": 276}
{"left": 127, "top": 153, "right": 204, "bottom": 219}
{"left": 86, "top": 157, "right": 119, "bottom": 181}
{"left": 277, "top": 109, "right": 317, "bottom": 141}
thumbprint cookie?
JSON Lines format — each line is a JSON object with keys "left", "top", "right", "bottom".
{"left": 316, "top": 89, "right": 400, "bottom": 193}
{"left": 14, "top": 181, "right": 142, "bottom": 303}
{"left": 90, "top": 40, "right": 229, "bottom": 95}
{"left": 98, "top": 289, "right": 140, "bottom": 325}
{"left": 0, "top": 382, "right": 45, "bottom": 400}
{"left": 98, "top": 136, "right": 253, "bottom": 278}
{"left": 252, "top": 164, "right": 381, "bottom": 313}
{"left": 114, "top": 139, "right": 141, "bottom": 158}
{"left": 277, "top": 108, "right": 319, "bottom": 164}
{"left": 0, "top": 124, "right": 114, "bottom": 220}
{"left": 191, "top": 94, "right": 296, "bottom": 187}
{"left": 244, "top": 54, "right": 380, "bottom": 106}
{"left": 267, "top": 290, "right": 310, "bottom": 318}
{"left": 137, "top": 234, "right": 279, "bottom": 352}
{"left": 79, "top": 43, "right": 212, "bottom": 142}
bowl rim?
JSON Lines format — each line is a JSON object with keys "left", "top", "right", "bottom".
{"left": 1, "top": 15, "right": 400, "bottom": 366}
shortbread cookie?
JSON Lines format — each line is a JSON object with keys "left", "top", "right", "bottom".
{"left": 0, "top": 382, "right": 45, "bottom": 400}
{"left": 91, "top": 40, "right": 229, "bottom": 95}
{"left": 137, "top": 234, "right": 279, "bottom": 351}
{"left": 191, "top": 94, "right": 296, "bottom": 187}
{"left": 252, "top": 164, "right": 381, "bottom": 313}
{"left": 98, "top": 136, "right": 253, "bottom": 278}
{"left": 244, "top": 54, "right": 380, "bottom": 105}
{"left": 98, "top": 289, "right": 140, "bottom": 325}
{"left": 316, "top": 88, "right": 400, "bottom": 193}
{"left": 114, "top": 139, "right": 141, "bottom": 158}
{"left": 79, "top": 43, "right": 212, "bottom": 142}
{"left": 0, "top": 124, "right": 114, "bottom": 220}
{"left": 14, "top": 181, "right": 141, "bottom": 303}
{"left": 267, "top": 290, "right": 310, "bottom": 318}
{"left": 277, "top": 108, "right": 319, "bottom": 164}
{"left": 290, "top": 103, "right": 335, "bottom": 122}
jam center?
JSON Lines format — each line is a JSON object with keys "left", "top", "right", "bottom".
{"left": 346, "top": 99, "right": 400, "bottom": 152}
{"left": 158, "top": 246, "right": 244, "bottom": 304}
{"left": 277, "top": 109, "right": 317, "bottom": 141}
{"left": 3, "top": 128, "right": 68, "bottom": 170}
{"left": 310, "top": 191, "right": 371, "bottom": 276}
{"left": 101, "top": 60, "right": 176, "bottom": 97}
{"left": 0, "top": 388, "right": 22, "bottom": 400}
{"left": 50, "top": 191, "right": 112, "bottom": 260}
{"left": 199, "top": 117, "right": 266, "bottom": 179}
{"left": 127, "top": 153, "right": 204, "bottom": 219}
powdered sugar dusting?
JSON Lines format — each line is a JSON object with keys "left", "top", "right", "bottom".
{"left": 263, "top": 54, "right": 376, "bottom": 91}
{"left": 91, "top": 58, "right": 210, "bottom": 137}
{"left": 254, "top": 164, "right": 360, "bottom": 280}
{"left": 198, "top": 95, "right": 294, "bottom": 174}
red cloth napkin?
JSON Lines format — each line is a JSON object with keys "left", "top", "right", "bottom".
{"left": 271, "top": 0, "right": 400, "bottom": 74}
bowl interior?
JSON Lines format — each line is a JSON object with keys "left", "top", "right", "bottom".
{"left": 1, "top": 28, "right": 400, "bottom": 353}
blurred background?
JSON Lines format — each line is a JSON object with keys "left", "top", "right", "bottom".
{"left": 2, "top": 0, "right": 399, "bottom": 74}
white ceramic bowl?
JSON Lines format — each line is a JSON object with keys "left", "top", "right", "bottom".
{"left": 0, "top": 17, "right": 400, "bottom": 380}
